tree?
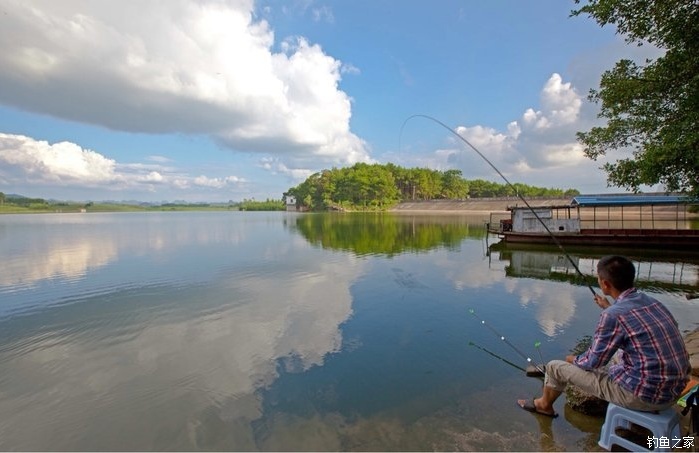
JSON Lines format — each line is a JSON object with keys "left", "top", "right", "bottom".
{"left": 441, "top": 169, "right": 469, "bottom": 199}
{"left": 572, "top": 0, "right": 699, "bottom": 196}
{"left": 0, "top": 192, "right": 5, "bottom": 205}
{"left": 286, "top": 163, "right": 576, "bottom": 210}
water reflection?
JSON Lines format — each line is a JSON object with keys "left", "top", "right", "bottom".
{"left": 0, "top": 212, "right": 365, "bottom": 450}
{"left": 489, "top": 242, "right": 699, "bottom": 293}
{"left": 488, "top": 242, "right": 699, "bottom": 334}
{"left": 289, "top": 213, "right": 486, "bottom": 256}
{"left": 1, "top": 212, "right": 695, "bottom": 451}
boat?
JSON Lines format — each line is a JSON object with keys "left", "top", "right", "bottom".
{"left": 487, "top": 194, "right": 699, "bottom": 249}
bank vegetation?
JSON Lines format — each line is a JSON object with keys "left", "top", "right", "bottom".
{"left": 285, "top": 163, "right": 580, "bottom": 211}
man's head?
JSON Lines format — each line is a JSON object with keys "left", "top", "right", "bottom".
{"left": 597, "top": 255, "right": 635, "bottom": 293}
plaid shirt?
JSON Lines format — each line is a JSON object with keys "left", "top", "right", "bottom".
{"left": 575, "top": 288, "right": 690, "bottom": 405}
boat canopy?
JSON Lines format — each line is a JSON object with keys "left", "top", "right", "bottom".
{"left": 571, "top": 194, "right": 693, "bottom": 207}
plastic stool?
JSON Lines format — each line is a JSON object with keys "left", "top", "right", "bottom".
{"left": 598, "top": 402, "right": 681, "bottom": 452}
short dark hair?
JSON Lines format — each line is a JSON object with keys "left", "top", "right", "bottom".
{"left": 597, "top": 255, "right": 636, "bottom": 291}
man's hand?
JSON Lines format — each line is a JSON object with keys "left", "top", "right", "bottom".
{"left": 594, "top": 294, "right": 611, "bottom": 309}
{"left": 565, "top": 355, "right": 576, "bottom": 364}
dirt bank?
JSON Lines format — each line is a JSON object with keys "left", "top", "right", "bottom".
{"left": 390, "top": 198, "right": 699, "bottom": 220}
{"left": 390, "top": 198, "right": 570, "bottom": 213}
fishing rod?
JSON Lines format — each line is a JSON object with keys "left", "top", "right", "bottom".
{"left": 468, "top": 340, "right": 527, "bottom": 373}
{"left": 400, "top": 114, "right": 597, "bottom": 296}
{"left": 469, "top": 308, "right": 545, "bottom": 375}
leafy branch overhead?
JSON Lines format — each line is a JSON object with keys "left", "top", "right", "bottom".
{"left": 572, "top": 0, "right": 699, "bottom": 196}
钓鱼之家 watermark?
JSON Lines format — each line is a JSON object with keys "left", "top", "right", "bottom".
{"left": 648, "top": 436, "right": 695, "bottom": 449}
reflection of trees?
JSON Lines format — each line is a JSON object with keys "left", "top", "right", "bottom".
{"left": 290, "top": 213, "right": 485, "bottom": 256}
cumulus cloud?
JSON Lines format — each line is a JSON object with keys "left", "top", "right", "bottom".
{"left": 521, "top": 74, "right": 582, "bottom": 131}
{"left": 0, "top": 0, "right": 368, "bottom": 171}
{"left": 0, "top": 133, "right": 245, "bottom": 195}
{"left": 0, "top": 133, "right": 119, "bottom": 185}
{"left": 409, "top": 73, "right": 608, "bottom": 192}
{"left": 193, "top": 175, "right": 245, "bottom": 189}
{"left": 259, "top": 157, "right": 315, "bottom": 181}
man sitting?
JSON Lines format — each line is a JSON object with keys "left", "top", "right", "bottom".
{"left": 518, "top": 255, "right": 691, "bottom": 417}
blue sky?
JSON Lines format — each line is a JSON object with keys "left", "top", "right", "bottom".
{"left": 0, "top": 0, "right": 660, "bottom": 202}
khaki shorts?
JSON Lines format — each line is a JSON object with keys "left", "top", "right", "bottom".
{"left": 545, "top": 360, "right": 673, "bottom": 412}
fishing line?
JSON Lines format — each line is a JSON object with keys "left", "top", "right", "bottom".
{"left": 469, "top": 308, "right": 545, "bottom": 374}
{"left": 399, "top": 114, "right": 597, "bottom": 296}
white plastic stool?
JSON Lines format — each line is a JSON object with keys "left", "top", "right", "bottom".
{"left": 598, "top": 402, "right": 681, "bottom": 452}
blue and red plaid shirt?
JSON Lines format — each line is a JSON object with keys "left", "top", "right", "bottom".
{"left": 574, "top": 288, "right": 690, "bottom": 405}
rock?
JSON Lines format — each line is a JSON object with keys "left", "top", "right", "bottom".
{"left": 565, "top": 385, "right": 608, "bottom": 416}
{"left": 565, "top": 335, "right": 609, "bottom": 416}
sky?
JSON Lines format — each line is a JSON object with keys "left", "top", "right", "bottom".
{"left": 0, "top": 0, "right": 663, "bottom": 203}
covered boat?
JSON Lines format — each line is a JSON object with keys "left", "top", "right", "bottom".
{"left": 487, "top": 194, "right": 699, "bottom": 249}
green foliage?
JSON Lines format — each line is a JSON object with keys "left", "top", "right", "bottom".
{"left": 6, "top": 196, "right": 48, "bottom": 208}
{"left": 238, "top": 198, "right": 285, "bottom": 211}
{"left": 572, "top": 0, "right": 699, "bottom": 196}
{"left": 286, "top": 163, "right": 578, "bottom": 211}
{"left": 291, "top": 213, "right": 485, "bottom": 256}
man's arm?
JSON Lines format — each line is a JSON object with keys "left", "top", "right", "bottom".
{"left": 574, "top": 311, "right": 623, "bottom": 370}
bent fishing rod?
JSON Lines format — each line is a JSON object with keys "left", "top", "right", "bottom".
{"left": 400, "top": 114, "right": 597, "bottom": 297}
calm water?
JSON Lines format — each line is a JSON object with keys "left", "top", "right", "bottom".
{"left": 0, "top": 212, "right": 697, "bottom": 451}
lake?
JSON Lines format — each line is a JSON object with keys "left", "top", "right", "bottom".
{"left": 0, "top": 211, "right": 697, "bottom": 451}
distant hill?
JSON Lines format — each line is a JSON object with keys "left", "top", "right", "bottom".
{"left": 5, "top": 193, "right": 28, "bottom": 199}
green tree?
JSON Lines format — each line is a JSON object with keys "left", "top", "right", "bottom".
{"left": 286, "top": 163, "right": 577, "bottom": 210}
{"left": 572, "top": 0, "right": 699, "bottom": 196}
{"left": 441, "top": 169, "right": 469, "bottom": 199}
{"left": 0, "top": 192, "right": 5, "bottom": 205}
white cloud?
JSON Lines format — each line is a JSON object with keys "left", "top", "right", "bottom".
{"left": 519, "top": 74, "right": 583, "bottom": 132}
{"left": 147, "top": 155, "right": 173, "bottom": 163}
{"left": 404, "top": 73, "right": 611, "bottom": 191}
{"left": 259, "top": 157, "right": 315, "bottom": 181}
{"left": 0, "top": 0, "right": 369, "bottom": 169}
{"left": 455, "top": 125, "right": 512, "bottom": 153}
{"left": 0, "top": 133, "right": 245, "bottom": 196}
{"left": 193, "top": 175, "right": 245, "bottom": 189}
{"left": 312, "top": 6, "right": 335, "bottom": 23}
{"left": 540, "top": 73, "right": 582, "bottom": 127}
{"left": 0, "top": 133, "right": 119, "bottom": 184}
{"left": 341, "top": 63, "right": 361, "bottom": 75}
